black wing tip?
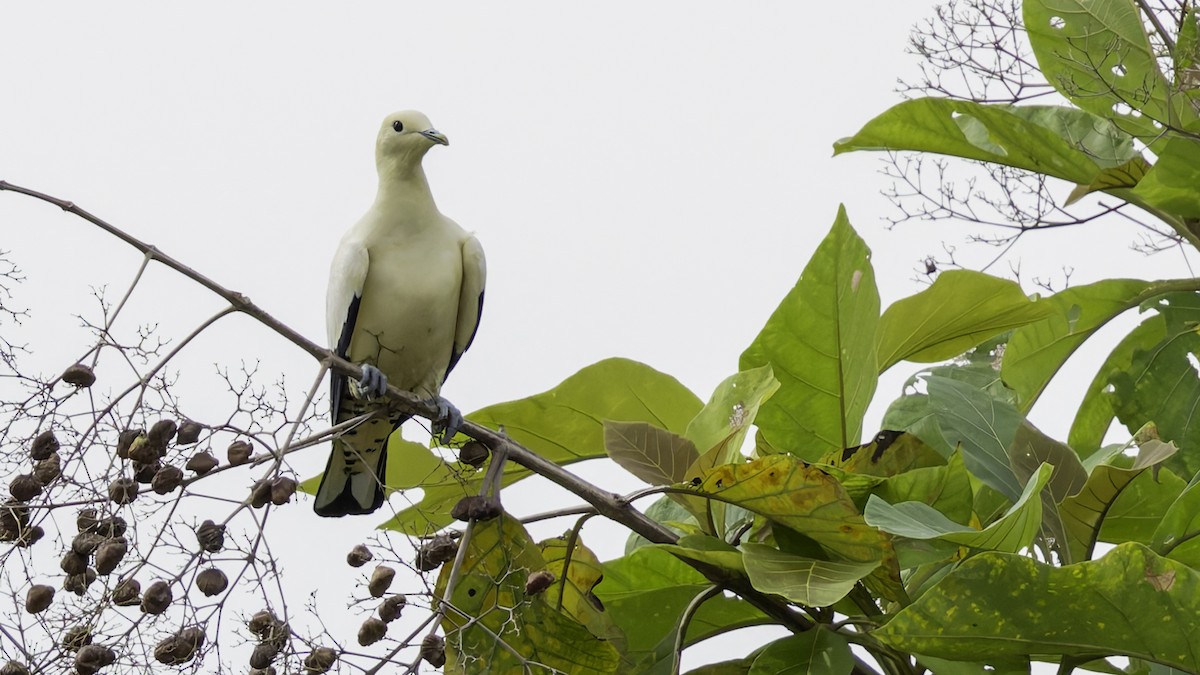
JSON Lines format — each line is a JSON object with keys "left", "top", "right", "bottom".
{"left": 313, "top": 484, "right": 386, "bottom": 517}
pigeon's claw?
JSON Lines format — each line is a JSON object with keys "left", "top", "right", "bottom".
{"left": 429, "top": 395, "right": 464, "bottom": 445}
{"left": 358, "top": 364, "right": 389, "bottom": 399}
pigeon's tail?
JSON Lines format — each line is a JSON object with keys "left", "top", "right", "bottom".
{"left": 313, "top": 412, "right": 405, "bottom": 517}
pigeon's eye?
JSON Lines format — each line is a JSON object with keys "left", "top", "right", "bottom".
{"left": 392, "top": 121, "right": 404, "bottom": 132}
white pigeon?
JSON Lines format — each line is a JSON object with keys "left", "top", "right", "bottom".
{"left": 315, "top": 110, "right": 486, "bottom": 517}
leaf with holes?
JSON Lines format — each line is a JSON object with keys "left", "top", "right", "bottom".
{"left": 685, "top": 365, "right": 780, "bottom": 473}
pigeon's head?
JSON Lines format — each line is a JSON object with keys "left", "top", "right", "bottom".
{"left": 375, "top": 110, "right": 449, "bottom": 170}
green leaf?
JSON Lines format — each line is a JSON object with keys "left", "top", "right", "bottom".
{"left": 1066, "top": 156, "right": 1150, "bottom": 205}
{"left": 1007, "top": 422, "right": 1087, "bottom": 503}
{"left": 436, "top": 514, "right": 622, "bottom": 674}
{"left": 1024, "top": 0, "right": 1181, "bottom": 135}
{"left": 380, "top": 358, "right": 702, "bottom": 534}
{"left": 881, "top": 394, "right": 954, "bottom": 457}
{"left": 834, "top": 99, "right": 1131, "bottom": 184}
{"left": 1151, "top": 472, "right": 1200, "bottom": 566}
{"left": 539, "top": 535, "right": 627, "bottom": 650}
{"left": 1068, "top": 314, "right": 1168, "bottom": 455}
{"left": 816, "top": 430, "right": 946, "bottom": 478}
{"left": 1100, "top": 466, "right": 1187, "bottom": 545}
{"left": 684, "top": 365, "right": 780, "bottom": 464}
{"left": 1132, "top": 137, "right": 1200, "bottom": 218}
{"left": 873, "top": 450, "right": 975, "bottom": 526}
{"left": 1061, "top": 440, "right": 1179, "bottom": 562}
{"left": 605, "top": 421, "right": 699, "bottom": 486}
{"left": 877, "top": 270, "right": 1056, "bottom": 372}
{"left": 1109, "top": 293, "right": 1200, "bottom": 477}
{"left": 926, "top": 375, "right": 1024, "bottom": 501}
{"left": 1002, "top": 278, "right": 1165, "bottom": 410}
{"left": 741, "top": 543, "right": 877, "bottom": 607}
{"left": 865, "top": 464, "right": 1053, "bottom": 553}
{"left": 1176, "top": 5, "right": 1200, "bottom": 87}
{"left": 740, "top": 205, "right": 880, "bottom": 460}
{"left": 626, "top": 496, "right": 698, "bottom": 554}
{"left": 875, "top": 543, "right": 1200, "bottom": 671}
{"left": 748, "top": 629, "right": 854, "bottom": 675}
{"left": 655, "top": 535, "right": 746, "bottom": 576}
{"left": 594, "top": 547, "right": 769, "bottom": 660}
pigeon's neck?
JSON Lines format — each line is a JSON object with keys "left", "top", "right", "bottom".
{"left": 373, "top": 162, "right": 440, "bottom": 220}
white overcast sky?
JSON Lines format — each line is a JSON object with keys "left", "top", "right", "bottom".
{"left": 1, "top": 2, "right": 1191, "bottom": 672}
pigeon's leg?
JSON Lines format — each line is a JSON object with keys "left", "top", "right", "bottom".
{"left": 357, "top": 364, "right": 389, "bottom": 399}
{"left": 427, "top": 395, "right": 464, "bottom": 445}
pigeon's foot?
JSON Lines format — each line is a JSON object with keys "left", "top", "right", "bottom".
{"left": 427, "top": 395, "right": 463, "bottom": 445}
{"left": 358, "top": 364, "right": 389, "bottom": 399}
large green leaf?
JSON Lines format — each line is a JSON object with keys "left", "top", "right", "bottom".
{"left": 436, "top": 515, "right": 622, "bottom": 674}
{"left": 875, "top": 543, "right": 1200, "bottom": 671}
{"left": 741, "top": 543, "right": 877, "bottom": 607}
{"left": 877, "top": 270, "right": 1055, "bottom": 372}
{"left": 872, "top": 451, "right": 974, "bottom": 526}
{"left": 926, "top": 375, "right": 1024, "bottom": 501}
{"left": 684, "top": 365, "right": 779, "bottom": 463}
{"left": 865, "top": 464, "right": 1052, "bottom": 553}
{"left": 1002, "top": 279, "right": 1164, "bottom": 410}
{"left": 1061, "top": 440, "right": 1179, "bottom": 561}
{"left": 594, "top": 547, "right": 769, "bottom": 661}
{"left": 1151, "top": 472, "right": 1200, "bottom": 566}
{"left": 1068, "top": 314, "right": 1168, "bottom": 455}
{"left": 834, "top": 99, "right": 1130, "bottom": 184}
{"left": 379, "top": 358, "right": 702, "bottom": 533}
{"left": 1023, "top": 0, "right": 1181, "bottom": 135}
{"left": 740, "top": 206, "right": 879, "bottom": 460}
{"left": 1100, "top": 466, "right": 1188, "bottom": 545}
{"left": 1133, "top": 137, "right": 1200, "bottom": 218}
{"left": 1109, "top": 293, "right": 1200, "bottom": 477}
{"left": 748, "top": 629, "right": 853, "bottom": 675}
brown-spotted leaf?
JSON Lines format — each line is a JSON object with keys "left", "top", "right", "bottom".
{"left": 539, "top": 535, "right": 626, "bottom": 651}
{"left": 817, "top": 430, "right": 945, "bottom": 478}
{"left": 695, "top": 455, "right": 888, "bottom": 565}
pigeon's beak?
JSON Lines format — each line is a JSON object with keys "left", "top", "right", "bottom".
{"left": 420, "top": 129, "right": 449, "bottom": 146}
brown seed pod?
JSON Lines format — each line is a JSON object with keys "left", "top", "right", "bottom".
{"left": 140, "top": 580, "right": 172, "bottom": 614}
{"left": 154, "top": 626, "right": 204, "bottom": 665}
{"left": 30, "top": 430, "right": 59, "bottom": 461}
{"left": 249, "top": 480, "right": 272, "bottom": 509}
{"left": 175, "top": 421, "right": 202, "bottom": 445}
{"left": 346, "top": 544, "right": 373, "bottom": 568}
{"left": 71, "top": 532, "right": 105, "bottom": 556}
{"left": 14, "top": 524, "right": 43, "bottom": 548}
{"left": 450, "top": 495, "right": 501, "bottom": 522}
{"left": 303, "top": 647, "right": 337, "bottom": 674}
{"left": 61, "top": 551, "right": 88, "bottom": 575}
{"left": 227, "top": 440, "right": 252, "bottom": 466}
{"left": 115, "top": 429, "right": 143, "bottom": 460}
{"left": 367, "top": 565, "right": 395, "bottom": 598}
{"left": 419, "top": 634, "right": 446, "bottom": 668}
{"left": 195, "top": 519, "right": 225, "bottom": 553}
{"left": 458, "top": 440, "right": 490, "bottom": 468}
{"left": 92, "top": 515, "right": 127, "bottom": 538}
{"left": 147, "top": 419, "right": 178, "bottom": 448}
{"left": 195, "top": 567, "right": 228, "bottom": 597}
{"left": 61, "top": 624, "right": 92, "bottom": 651}
{"left": 357, "top": 618, "right": 387, "bottom": 647}
{"left": 415, "top": 535, "right": 459, "bottom": 572}
{"left": 247, "top": 610, "right": 284, "bottom": 642}
{"left": 132, "top": 461, "right": 160, "bottom": 484}
{"left": 151, "top": 465, "right": 184, "bottom": 495}
{"left": 524, "top": 570, "right": 555, "bottom": 596}
{"left": 249, "top": 642, "right": 281, "bottom": 669}
{"left": 73, "top": 644, "right": 115, "bottom": 675}
{"left": 107, "top": 478, "right": 138, "bottom": 505}
{"left": 61, "top": 363, "right": 96, "bottom": 388}
{"left": 112, "top": 578, "right": 141, "bottom": 606}
{"left": 126, "top": 436, "right": 159, "bottom": 464}
{"left": 33, "top": 452, "right": 61, "bottom": 485}
{"left": 185, "top": 451, "right": 218, "bottom": 475}
{"left": 248, "top": 668, "right": 276, "bottom": 675}
{"left": 94, "top": 538, "right": 128, "bottom": 576}
{"left": 269, "top": 477, "right": 297, "bottom": 505}
{"left": 76, "top": 508, "right": 99, "bottom": 532}
{"left": 0, "top": 502, "right": 29, "bottom": 542}
{"left": 24, "top": 585, "right": 54, "bottom": 614}
{"left": 63, "top": 568, "right": 97, "bottom": 596}
{"left": 9, "top": 475, "right": 41, "bottom": 502}
{"left": 0, "top": 661, "right": 30, "bottom": 675}
{"left": 378, "top": 594, "right": 406, "bottom": 623}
